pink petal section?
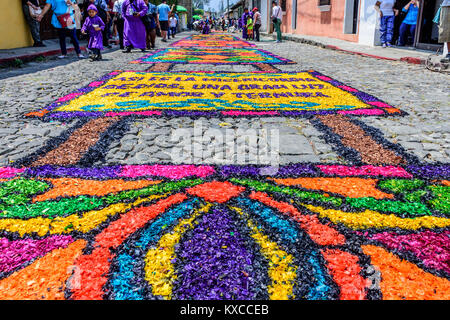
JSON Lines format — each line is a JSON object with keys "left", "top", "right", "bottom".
{"left": 317, "top": 165, "right": 413, "bottom": 178}
{"left": 367, "top": 101, "right": 393, "bottom": 108}
{"left": 366, "top": 230, "right": 450, "bottom": 274}
{"left": 221, "top": 111, "right": 279, "bottom": 116}
{"left": 88, "top": 81, "right": 104, "bottom": 87}
{"left": 316, "top": 75, "right": 332, "bottom": 81}
{"left": 119, "top": 165, "right": 216, "bottom": 179}
{"left": 0, "top": 167, "right": 25, "bottom": 178}
{"left": 56, "top": 92, "right": 83, "bottom": 102}
{"left": 0, "top": 236, "right": 74, "bottom": 274}
{"left": 105, "top": 111, "right": 162, "bottom": 117}
{"left": 338, "top": 109, "right": 384, "bottom": 115}
{"left": 338, "top": 85, "right": 359, "bottom": 92}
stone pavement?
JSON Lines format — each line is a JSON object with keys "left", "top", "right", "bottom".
{"left": 2, "top": 31, "right": 447, "bottom": 166}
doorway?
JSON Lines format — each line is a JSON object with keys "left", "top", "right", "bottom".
{"left": 415, "top": 0, "right": 444, "bottom": 50}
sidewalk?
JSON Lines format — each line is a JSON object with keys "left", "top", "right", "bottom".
{"left": 261, "top": 32, "right": 436, "bottom": 64}
{"left": 0, "top": 39, "right": 87, "bottom": 66}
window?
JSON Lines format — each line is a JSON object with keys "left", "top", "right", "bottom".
{"left": 280, "top": 0, "right": 286, "bottom": 12}
{"left": 318, "top": 0, "right": 331, "bottom": 12}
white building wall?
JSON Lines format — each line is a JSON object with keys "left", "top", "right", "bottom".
{"left": 358, "top": 0, "right": 381, "bottom": 46}
{"left": 260, "top": 0, "right": 269, "bottom": 32}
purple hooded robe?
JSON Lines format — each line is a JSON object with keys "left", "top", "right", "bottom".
{"left": 122, "top": 0, "right": 148, "bottom": 49}
{"left": 241, "top": 11, "right": 252, "bottom": 39}
{"left": 81, "top": 5, "right": 105, "bottom": 50}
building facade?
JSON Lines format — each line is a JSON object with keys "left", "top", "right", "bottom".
{"left": 260, "top": 0, "right": 445, "bottom": 49}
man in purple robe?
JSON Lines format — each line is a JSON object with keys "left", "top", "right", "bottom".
{"left": 122, "top": 0, "right": 148, "bottom": 52}
{"left": 81, "top": 4, "right": 105, "bottom": 61}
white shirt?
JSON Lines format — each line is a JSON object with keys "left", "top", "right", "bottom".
{"left": 272, "top": 5, "right": 282, "bottom": 20}
{"left": 379, "top": 0, "right": 395, "bottom": 16}
{"left": 169, "top": 16, "right": 177, "bottom": 27}
{"left": 113, "top": 0, "right": 126, "bottom": 18}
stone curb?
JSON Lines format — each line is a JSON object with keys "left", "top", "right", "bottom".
{"left": 261, "top": 32, "right": 425, "bottom": 65}
{"left": 0, "top": 46, "right": 87, "bottom": 66}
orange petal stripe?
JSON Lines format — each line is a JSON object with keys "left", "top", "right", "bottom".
{"left": 362, "top": 245, "right": 450, "bottom": 300}
{"left": 0, "top": 240, "right": 86, "bottom": 300}
{"left": 321, "top": 249, "right": 368, "bottom": 300}
{"left": 248, "top": 191, "right": 346, "bottom": 246}
{"left": 187, "top": 181, "right": 245, "bottom": 203}
{"left": 33, "top": 178, "right": 162, "bottom": 202}
{"left": 70, "top": 193, "right": 187, "bottom": 300}
{"left": 269, "top": 177, "right": 394, "bottom": 199}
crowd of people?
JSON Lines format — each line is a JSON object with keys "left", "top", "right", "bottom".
{"left": 21, "top": 0, "right": 448, "bottom": 62}
{"left": 24, "top": 0, "right": 181, "bottom": 61}
{"left": 234, "top": 2, "right": 281, "bottom": 42}
{"left": 195, "top": 1, "right": 282, "bottom": 43}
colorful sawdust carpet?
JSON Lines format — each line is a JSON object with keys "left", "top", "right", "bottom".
{"left": 184, "top": 34, "right": 241, "bottom": 41}
{"left": 26, "top": 71, "right": 402, "bottom": 120}
{"left": 131, "top": 48, "right": 295, "bottom": 65}
{"left": 170, "top": 38, "right": 256, "bottom": 48}
{"left": 0, "top": 164, "right": 449, "bottom": 300}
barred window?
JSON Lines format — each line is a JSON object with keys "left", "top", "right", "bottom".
{"left": 319, "top": 0, "right": 331, "bottom": 5}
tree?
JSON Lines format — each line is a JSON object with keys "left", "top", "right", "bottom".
{"left": 193, "top": 0, "right": 210, "bottom": 10}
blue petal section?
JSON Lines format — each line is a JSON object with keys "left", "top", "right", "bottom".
{"left": 234, "top": 197, "right": 332, "bottom": 300}
{"left": 109, "top": 198, "right": 199, "bottom": 300}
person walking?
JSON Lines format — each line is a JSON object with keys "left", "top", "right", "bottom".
{"left": 157, "top": 0, "right": 170, "bottom": 42}
{"left": 375, "top": 0, "right": 398, "bottom": 47}
{"left": 113, "top": 0, "right": 125, "bottom": 49}
{"left": 398, "top": 0, "right": 419, "bottom": 46}
{"left": 122, "top": 0, "right": 148, "bottom": 52}
{"left": 143, "top": 0, "right": 158, "bottom": 49}
{"left": 89, "top": 0, "right": 111, "bottom": 48}
{"left": 271, "top": 1, "right": 282, "bottom": 43}
{"left": 22, "top": 0, "right": 45, "bottom": 47}
{"left": 252, "top": 7, "right": 261, "bottom": 41}
{"left": 81, "top": 4, "right": 105, "bottom": 60}
{"left": 169, "top": 13, "right": 177, "bottom": 38}
{"left": 37, "top": 0, "right": 85, "bottom": 58}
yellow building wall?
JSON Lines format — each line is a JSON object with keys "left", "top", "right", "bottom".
{"left": 0, "top": 1, "right": 33, "bottom": 49}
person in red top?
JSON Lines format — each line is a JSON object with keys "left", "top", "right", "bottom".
{"left": 252, "top": 7, "right": 261, "bottom": 42}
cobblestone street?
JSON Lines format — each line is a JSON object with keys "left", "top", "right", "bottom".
{"left": 0, "top": 31, "right": 449, "bottom": 301}
{"left": 0, "top": 33, "right": 448, "bottom": 166}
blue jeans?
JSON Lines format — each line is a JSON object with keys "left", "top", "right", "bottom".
{"left": 57, "top": 28, "right": 81, "bottom": 55}
{"left": 380, "top": 15, "right": 394, "bottom": 44}
{"left": 398, "top": 23, "right": 416, "bottom": 46}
